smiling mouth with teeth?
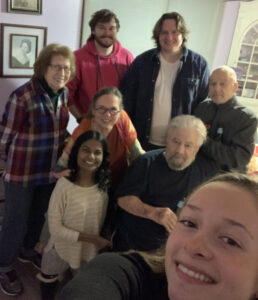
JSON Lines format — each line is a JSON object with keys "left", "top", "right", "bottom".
{"left": 177, "top": 263, "right": 215, "bottom": 284}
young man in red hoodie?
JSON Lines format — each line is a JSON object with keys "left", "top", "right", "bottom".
{"left": 67, "top": 9, "right": 134, "bottom": 123}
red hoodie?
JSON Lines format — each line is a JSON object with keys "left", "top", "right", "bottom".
{"left": 67, "top": 39, "right": 134, "bottom": 114}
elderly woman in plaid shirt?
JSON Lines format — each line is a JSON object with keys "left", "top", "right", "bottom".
{"left": 0, "top": 43, "right": 75, "bottom": 296}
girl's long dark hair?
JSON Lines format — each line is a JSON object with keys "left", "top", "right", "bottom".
{"left": 67, "top": 131, "right": 110, "bottom": 191}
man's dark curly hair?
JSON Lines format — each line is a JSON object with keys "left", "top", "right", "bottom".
{"left": 67, "top": 131, "right": 110, "bottom": 191}
{"left": 88, "top": 9, "right": 120, "bottom": 40}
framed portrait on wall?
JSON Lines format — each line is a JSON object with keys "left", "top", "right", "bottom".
{"left": 8, "top": 0, "right": 42, "bottom": 15}
{"left": 0, "top": 23, "right": 47, "bottom": 77}
{"left": 10, "top": 34, "right": 38, "bottom": 69}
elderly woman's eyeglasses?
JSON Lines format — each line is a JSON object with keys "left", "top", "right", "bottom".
{"left": 94, "top": 106, "right": 120, "bottom": 116}
{"left": 49, "top": 64, "right": 71, "bottom": 73}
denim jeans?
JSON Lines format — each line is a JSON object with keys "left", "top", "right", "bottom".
{"left": 0, "top": 182, "right": 55, "bottom": 271}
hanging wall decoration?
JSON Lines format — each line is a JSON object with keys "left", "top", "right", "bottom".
{"left": 0, "top": 23, "right": 47, "bottom": 77}
{"left": 7, "top": 0, "right": 42, "bottom": 15}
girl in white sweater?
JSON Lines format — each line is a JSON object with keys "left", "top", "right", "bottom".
{"left": 37, "top": 130, "right": 111, "bottom": 299}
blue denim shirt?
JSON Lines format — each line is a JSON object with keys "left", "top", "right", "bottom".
{"left": 120, "top": 47, "right": 210, "bottom": 150}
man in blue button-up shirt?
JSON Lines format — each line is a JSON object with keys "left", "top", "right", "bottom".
{"left": 121, "top": 12, "right": 209, "bottom": 150}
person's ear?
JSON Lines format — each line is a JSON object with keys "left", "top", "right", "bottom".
{"left": 233, "top": 81, "right": 238, "bottom": 93}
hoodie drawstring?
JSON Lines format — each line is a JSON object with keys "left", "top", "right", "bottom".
{"left": 114, "top": 56, "right": 121, "bottom": 81}
{"left": 97, "top": 55, "right": 104, "bottom": 89}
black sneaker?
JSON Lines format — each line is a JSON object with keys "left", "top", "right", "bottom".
{"left": 17, "top": 248, "right": 42, "bottom": 270}
{"left": 0, "top": 269, "right": 23, "bottom": 296}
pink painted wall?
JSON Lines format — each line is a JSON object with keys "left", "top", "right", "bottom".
{"left": 0, "top": 0, "right": 83, "bottom": 114}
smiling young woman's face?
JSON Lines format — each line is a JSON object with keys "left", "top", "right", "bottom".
{"left": 165, "top": 182, "right": 258, "bottom": 300}
{"left": 77, "top": 139, "right": 103, "bottom": 174}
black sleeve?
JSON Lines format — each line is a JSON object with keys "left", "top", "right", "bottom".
{"left": 120, "top": 58, "right": 140, "bottom": 122}
{"left": 193, "top": 57, "right": 210, "bottom": 107}
{"left": 115, "top": 154, "right": 150, "bottom": 200}
{"left": 201, "top": 115, "right": 257, "bottom": 171}
{"left": 194, "top": 102, "right": 258, "bottom": 171}
{"left": 57, "top": 253, "right": 154, "bottom": 300}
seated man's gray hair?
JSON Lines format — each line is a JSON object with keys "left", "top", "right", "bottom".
{"left": 167, "top": 115, "right": 207, "bottom": 146}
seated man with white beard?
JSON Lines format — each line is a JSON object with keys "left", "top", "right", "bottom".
{"left": 112, "top": 115, "right": 219, "bottom": 251}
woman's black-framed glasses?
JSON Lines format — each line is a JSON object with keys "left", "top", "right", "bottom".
{"left": 94, "top": 106, "right": 120, "bottom": 116}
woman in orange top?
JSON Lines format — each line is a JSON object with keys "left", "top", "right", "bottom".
{"left": 58, "top": 86, "right": 144, "bottom": 188}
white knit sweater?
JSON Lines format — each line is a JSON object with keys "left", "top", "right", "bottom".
{"left": 46, "top": 177, "right": 108, "bottom": 269}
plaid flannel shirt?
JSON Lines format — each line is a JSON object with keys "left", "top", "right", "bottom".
{"left": 0, "top": 78, "right": 69, "bottom": 186}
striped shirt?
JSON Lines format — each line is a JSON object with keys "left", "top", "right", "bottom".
{"left": 47, "top": 177, "right": 108, "bottom": 269}
{"left": 0, "top": 78, "right": 69, "bottom": 186}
